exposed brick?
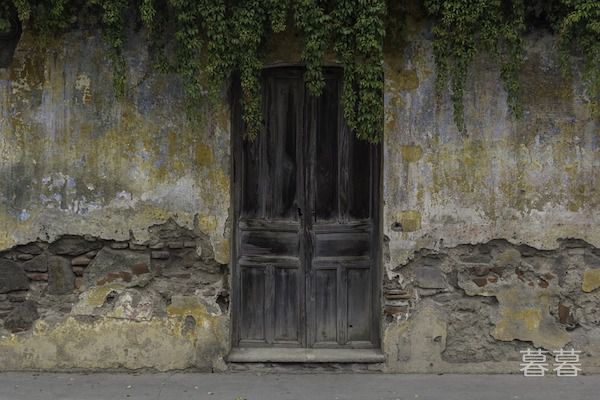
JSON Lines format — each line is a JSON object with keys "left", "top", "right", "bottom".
{"left": 131, "top": 263, "right": 150, "bottom": 275}
{"left": 151, "top": 251, "right": 170, "bottom": 260}
{"left": 472, "top": 277, "right": 488, "bottom": 287}
{"left": 27, "top": 273, "right": 49, "bottom": 281}
{"left": 71, "top": 256, "right": 91, "bottom": 266}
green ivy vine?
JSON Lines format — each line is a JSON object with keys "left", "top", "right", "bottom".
{"left": 558, "top": 0, "right": 600, "bottom": 116}
{"left": 424, "top": 0, "right": 526, "bottom": 131}
{"left": 0, "top": 0, "right": 598, "bottom": 140}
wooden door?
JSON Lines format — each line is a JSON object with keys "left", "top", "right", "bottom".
{"left": 232, "top": 67, "right": 380, "bottom": 350}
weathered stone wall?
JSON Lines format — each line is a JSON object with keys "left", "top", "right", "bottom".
{"left": 0, "top": 220, "right": 228, "bottom": 370}
{"left": 0, "top": 14, "right": 598, "bottom": 372}
{"left": 0, "top": 29, "right": 231, "bottom": 370}
{"left": 381, "top": 13, "right": 600, "bottom": 373}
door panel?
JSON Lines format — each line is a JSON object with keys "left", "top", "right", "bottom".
{"left": 240, "top": 266, "right": 266, "bottom": 342}
{"left": 314, "top": 269, "right": 338, "bottom": 343}
{"left": 233, "top": 67, "right": 380, "bottom": 350}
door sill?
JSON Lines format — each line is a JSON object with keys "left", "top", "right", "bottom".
{"left": 226, "top": 348, "right": 385, "bottom": 363}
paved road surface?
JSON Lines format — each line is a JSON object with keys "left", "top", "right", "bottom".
{"left": 0, "top": 372, "right": 598, "bottom": 400}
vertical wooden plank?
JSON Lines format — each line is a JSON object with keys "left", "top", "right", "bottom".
{"left": 348, "top": 134, "right": 371, "bottom": 219}
{"left": 296, "top": 74, "right": 307, "bottom": 347}
{"left": 370, "top": 142, "right": 383, "bottom": 347}
{"left": 304, "top": 83, "right": 317, "bottom": 347}
{"left": 337, "top": 265, "right": 348, "bottom": 345}
{"left": 264, "top": 264, "right": 274, "bottom": 344}
{"left": 231, "top": 75, "right": 243, "bottom": 346}
{"left": 314, "top": 79, "right": 339, "bottom": 221}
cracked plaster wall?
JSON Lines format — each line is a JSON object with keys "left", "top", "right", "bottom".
{"left": 0, "top": 11, "right": 599, "bottom": 372}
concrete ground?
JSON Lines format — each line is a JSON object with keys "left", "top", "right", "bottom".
{"left": 0, "top": 372, "right": 598, "bottom": 400}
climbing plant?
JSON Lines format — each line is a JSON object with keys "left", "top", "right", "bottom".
{"left": 424, "top": 0, "right": 526, "bottom": 132}
{"left": 0, "top": 0, "right": 598, "bottom": 140}
{"left": 557, "top": 0, "right": 600, "bottom": 116}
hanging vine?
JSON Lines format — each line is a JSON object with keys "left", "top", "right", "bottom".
{"left": 424, "top": 0, "right": 526, "bottom": 132}
{"left": 558, "top": 0, "right": 600, "bottom": 116}
{"left": 293, "top": 0, "right": 330, "bottom": 96}
{"left": 0, "top": 0, "right": 598, "bottom": 140}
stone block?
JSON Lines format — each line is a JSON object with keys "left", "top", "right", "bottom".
{"left": 22, "top": 253, "right": 49, "bottom": 272}
{"left": 84, "top": 247, "right": 151, "bottom": 287}
{"left": 49, "top": 236, "right": 102, "bottom": 256}
{"left": 3, "top": 300, "right": 39, "bottom": 333}
{"left": 582, "top": 269, "right": 600, "bottom": 293}
{"left": 0, "top": 259, "right": 29, "bottom": 293}
{"left": 14, "top": 243, "right": 43, "bottom": 255}
{"left": 415, "top": 266, "right": 445, "bottom": 289}
{"left": 48, "top": 256, "right": 75, "bottom": 295}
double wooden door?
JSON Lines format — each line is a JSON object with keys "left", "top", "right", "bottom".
{"left": 232, "top": 67, "right": 380, "bottom": 349}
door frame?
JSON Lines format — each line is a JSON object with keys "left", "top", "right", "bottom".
{"left": 229, "top": 64, "right": 383, "bottom": 351}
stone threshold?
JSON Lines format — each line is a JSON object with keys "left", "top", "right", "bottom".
{"left": 226, "top": 348, "right": 385, "bottom": 363}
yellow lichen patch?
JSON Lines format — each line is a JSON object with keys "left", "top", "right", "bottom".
{"left": 400, "top": 145, "right": 423, "bottom": 163}
{"left": 582, "top": 269, "right": 600, "bottom": 293}
{"left": 384, "top": 96, "right": 404, "bottom": 135}
{"left": 492, "top": 288, "right": 569, "bottom": 349}
{"left": 167, "top": 297, "right": 210, "bottom": 321}
{"left": 395, "top": 69, "right": 420, "bottom": 91}
{"left": 195, "top": 143, "right": 214, "bottom": 167}
{"left": 214, "top": 239, "right": 230, "bottom": 265}
{"left": 86, "top": 285, "right": 124, "bottom": 307}
{"left": 198, "top": 215, "right": 218, "bottom": 234}
{"left": 394, "top": 210, "right": 422, "bottom": 232}
{"left": 0, "top": 315, "right": 227, "bottom": 371}
{"left": 167, "top": 296, "right": 222, "bottom": 339}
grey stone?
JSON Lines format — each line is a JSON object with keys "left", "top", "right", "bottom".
{"left": 3, "top": 300, "right": 39, "bottom": 333}
{"left": 110, "top": 242, "right": 129, "bottom": 249}
{"left": 0, "top": 259, "right": 29, "bottom": 294}
{"left": 22, "top": 253, "right": 49, "bottom": 272}
{"left": 16, "top": 254, "right": 33, "bottom": 261}
{"left": 415, "top": 266, "right": 446, "bottom": 289}
{"left": 151, "top": 251, "right": 170, "bottom": 260}
{"left": 460, "top": 254, "right": 492, "bottom": 263}
{"left": 83, "top": 247, "right": 151, "bottom": 287}
{"left": 48, "top": 236, "right": 102, "bottom": 256}
{"left": 48, "top": 256, "right": 75, "bottom": 295}
{"left": 15, "top": 243, "right": 43, "bottom": 255}
{"left": 7, "top": 291, "right": 27, "bottom": 302}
